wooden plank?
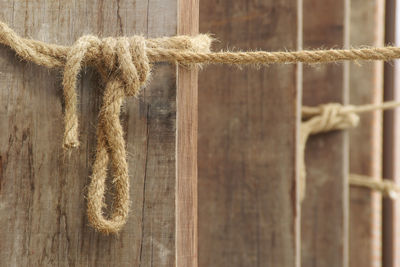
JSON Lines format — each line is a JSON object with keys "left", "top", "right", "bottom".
{"left": 177, "top": 0, "right": 199, "bottom": 266}
{"left": 198, "top": 1, "right": 301, "bottom": 266}
{"left": 348, "top": 0, "right": 384, "bottom": 266}
{"left": 301, "top": 0, "right": 350, "bottom": 266}
{"left": 383, "top": 0, "right": 400, "bottom": 266}
{"left": 0, "top": 1, "right": 198, "bottom": 266}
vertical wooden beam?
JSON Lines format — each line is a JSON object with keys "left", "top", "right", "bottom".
{"left": 177, "top": 0, "right": 199, "bottom": 266}
{"left": 0, "top": 1, "right": 198, "bottom": 266}
{"left": 348, "top": 0, "right": 385, "bottom": 266}
{"left": 383, "top": 0, "right": 400, "bottom": 266}
{"left": 198, "top": 1, "right": 301, "bottom": 266}
{"left": 301, "top": 0, "right": 350, "bottom": 266}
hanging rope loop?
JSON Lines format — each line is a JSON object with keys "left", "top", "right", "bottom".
{"left": 0, "top": 20, "right": 211, "bottom": 233}
{"left": 58, "top": 33, "right": 151, "bottom": 233}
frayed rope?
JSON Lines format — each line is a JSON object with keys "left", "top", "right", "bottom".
{"left": 0, "top": 20, "right": 211, "bottom": 234}
{"left": 2, "top": 19, "right": 400, "bottom": 233}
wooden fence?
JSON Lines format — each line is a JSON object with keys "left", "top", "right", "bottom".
{"left": 0, "top": 0, "right": 397, "bottom": 266}
{"left": 0, "top": 1, "right": 198, "bottom": 266}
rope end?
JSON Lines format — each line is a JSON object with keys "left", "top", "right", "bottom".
{"left": 62, "top": 133, "right": 80, "bottom": 150}
{"left": 388, "top": 190, "right": 398, "bottom": 199}
{"left": 189, "top": 34, "right": 213, "bottom": 53}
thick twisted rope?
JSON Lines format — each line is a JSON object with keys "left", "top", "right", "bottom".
{"left": 3, "top": 19, "right": 400, "bottom": 233}
{"left": 301, "top": 102, "right": 400, "bottom": 201}
{"left": 0, "top": 21, "right": 211, "bottom": 234}
{"left": 3, "top": 21, "right": 400, "bottom": 68}
{"left": 148, "top": 47, "right": 400, "bottom": 65}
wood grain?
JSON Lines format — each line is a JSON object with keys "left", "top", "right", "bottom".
{"left": 0, "top": 1, "right": 197, "bottom": 266}
{"left": 198, "top": 1, "right": 301, "bottom": 266}
{"left": 301, "top": 0, "right": 349, "bottom": 266}
{"left": 177, "top": 0, "right": 199, "bottom": 266}
{"left": 383, "top": 0, "right": 400, "bottom": 266}
{"left": 348, "top": 0, "right": 384, "bottom": 266}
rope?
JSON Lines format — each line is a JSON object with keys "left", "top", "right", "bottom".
{"left": 301, "top": 102, "right": 400, "bottom": 201}
{"left": 0, "top": 21, "right": 211, "bottom": 234}
{"left": 2, "top": 21, "right": 400, "bottom": 68}
{"left": 349, "top": 174, "right": 400, "bottom": 199}
{"left": 148, "top": 47, "right": 400, "bottom": 65}
{"left": 302, "top": 100, "right": 400, "bottom": 117}
{"left": 1, "top": 20, "right": 400, "bottom": 233}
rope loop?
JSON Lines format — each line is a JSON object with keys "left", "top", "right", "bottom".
{"left": 52, "top": 33, "right": 152, "bottom": 233}
{"left": 61, "top": 35, "right": 151, "bottom": 234}
{"left": 0, "top": 20, "right": 212, "bottom": 233}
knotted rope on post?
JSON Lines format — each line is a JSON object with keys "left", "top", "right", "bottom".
{"left": 300, "top": 104, "right": 360, "bottom": 201}
{"left": 4, "top": 18, "right": 400, "bottom": 233}
{"left": 0, "top": 21, "right": 211, "bottom": 234}
{"left": 75, "top": 35, "right": 151, "bottom": 234}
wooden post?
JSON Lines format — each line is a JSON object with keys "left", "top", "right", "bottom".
{"left": 301, "top": 0, "right": 350, "bottom": 266}
{"left": 177, "top": 0, "right": 199, "bottom": 266}
{"left": 0, "top": 1, "right": 198, "bottom": 266}
{"left": 348, "top": 0, "right": 384, "bottom": 266}
{"left": 383, "top": 0, "right": 400, "bottom": 266}
{"left": 198, "top": 1, "right": 302, "bottom": 266}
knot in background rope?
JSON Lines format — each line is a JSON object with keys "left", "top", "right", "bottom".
{"left": 60, "top": 34, "right": 152, "bottom": 234}
{"left": 299, "top": 103, "right": 360, "bottom": 201}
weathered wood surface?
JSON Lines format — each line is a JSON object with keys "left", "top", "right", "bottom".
{"left": 301, "top": 0, "right": 349, "bottom": 266}
{"left": 0, "top": 1, "right": 198, "bottom": 266}
{"left": 348, "top": 0, "right": 384, "bottom": 266}
{"left": 177, "top": 0, "right": 199, "bottom": 266}
{"left": 198, "top": 1, "right": 301, "bottom": 266}
{"left": 383, "top": 0, "right": 400, "bottom": 266}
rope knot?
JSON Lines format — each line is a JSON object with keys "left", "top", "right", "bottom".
{"left": 62, "top": 35, "right": 150, "bottom": 149}
{"left": 57, "top": 33, "right": 212, "bottom": 234}
{"left": 309, "top": 103, "right": 360, "bottom": 134}
{"left": 299, "top": 103, "right": 360, "bottom": 201}
{"left": 99, "top": 36, "right": 150, "bottom": 96}
{"left": 0, "top": 19, "right": 212, "bottom": 234}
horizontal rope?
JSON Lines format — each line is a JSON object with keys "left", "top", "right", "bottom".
{"left": 350, "top": 174, "right": 400, "bottom": 199}
{"left": 148, "top": 47, "right": 400, "bottom": 65}
{"left": 303, "top": 100, "right": 400, "bottom": 117}
{"left": 2, "top": 21, "right": 400, "bottom": 67}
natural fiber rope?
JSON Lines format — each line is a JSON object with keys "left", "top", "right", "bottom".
{"left": 3, "top": 21, "right": 400, "bottom": 67}
{"left": 301, "top": 101, "right": 400, "bottom": 201}
{"left": 300, "top": 104, "right": 360, "bottom": 200}
{"left": 0, "top": 21, "right": 211, "bottom": 234}
{"left": 2, "top": 20, "right": 400, "bottom": 233}
{"left": 349, "top": 174, "right": 400, "bottom": 199}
